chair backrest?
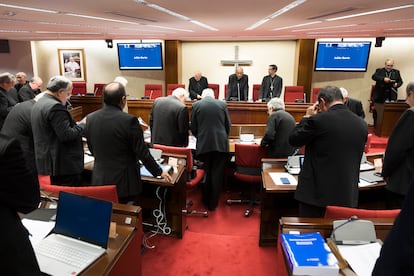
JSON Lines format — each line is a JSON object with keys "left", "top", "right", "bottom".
{"left": 234, "top": 143, "right": 267, "bottom": 175}
{"left": 252, "top": 84, "right": 261, "bottom": 101}
{"left": 152, "top": 144, "right": 193, "bottom": 173}
{"left": 94, "top": 83, "right": 105, "bottom": 96}
{"left": 144, "top": 84, "right": 163, "bottom": 99}
{"left": 312, "top": 87, "right": 321, "bottom": 103}
{"left": 166, "top": 84, "right": 185, "bottom": 96}
{"left": 224, "top": 84, "right": 229, "bottom": 99}
{"left": 207, "top": 83, "right": 219, "bottom": 99}
{"left": 284, "top": 86, "right": 304, "bottom": 103}
{"left": 72, "top": 82, "right": 87, "bottom": 95}
{"left": 41, "top": 183, "right": 119, "bottom": 203}
{"left": 324, "top": 205, "right": 400, "bottom": 219}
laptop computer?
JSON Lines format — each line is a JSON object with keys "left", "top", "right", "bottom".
{"left": 34, "top": 191, "right": 113, "bottom": 276}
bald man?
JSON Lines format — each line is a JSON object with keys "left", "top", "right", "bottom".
{"left": 188, "top": 71, "right": 208, "bottom": 100}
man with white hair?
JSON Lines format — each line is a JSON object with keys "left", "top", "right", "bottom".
{"left": 150, "top": 87, "right": 190, "bottom": 147}
{"left": 261, "top": 97, "right": 297, "bottom": 157}
{"left": 191, "top": 88, "right": 231, "bottom": 211}
{"left": 340, "top": 87, "right": 365, "bottom": 118}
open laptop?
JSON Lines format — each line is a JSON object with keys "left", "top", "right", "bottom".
{"left": 34, "top": 191, "right": 113, "bottom": 276}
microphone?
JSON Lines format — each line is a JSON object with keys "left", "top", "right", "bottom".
{"left": 330, "top": 215, "right": 359, "bottom": 244}
{"left": 149, "top": 90, "right": 153, "bottom": 100}
{"left": 237, "top": 82, "right": 240, "bottom": 101}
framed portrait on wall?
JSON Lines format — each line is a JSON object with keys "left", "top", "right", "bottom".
{"left": 58, "top": 49, "right": 86, "bottom": 82}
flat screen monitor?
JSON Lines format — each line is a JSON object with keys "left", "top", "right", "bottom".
{"left": 314, "top": 41, "right": 371, "bottom": 72}
{"left": 117, "top": 42, "right": 163, "bottom": 70}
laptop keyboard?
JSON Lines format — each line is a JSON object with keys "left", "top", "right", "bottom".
{"left": 36, "top": 238, "right": 97, "bottom": 268}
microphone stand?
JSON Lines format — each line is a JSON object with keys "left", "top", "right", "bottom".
{"left": 330, "top": 215, "right": 359, "bottom": 244}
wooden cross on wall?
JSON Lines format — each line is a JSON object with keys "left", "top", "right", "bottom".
{"left": 220, "top": 45, "right": 252, "bottom": 67}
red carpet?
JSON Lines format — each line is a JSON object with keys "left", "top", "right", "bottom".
{"left": 141, "top": 188, "right": 287, "bottom": 276}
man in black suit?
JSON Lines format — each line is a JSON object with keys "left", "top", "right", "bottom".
{"left": 340, "top": 87, "right": 365, "bottom": 118}
{"left": 0, "top": 133, "right": 41, "bottom": 275}
{"left": 226, "top": 66, "right": 248, "bottom": 101}
{"left": 0, "top": 72, "right": 17, "bottom": 130}
{"left": 191, "top": 88, "right": 231, "bottom": 211}
{"left": 259, "top": 64, "right": 283, "bottom": 102}
{"left": 261, "top": 97, "right": 297, "bottom": 158}
{"left": 150, "top": 87, "right": 190, "bottom": 147}
{"left": 2, "top": 92, "right": 45, "bottom": 174}
{"left": 18, "top": 77, "right": 43, "bottom": 102}
{"left": 31, "top": 76, "right": 84, "bottom": 186}
{"left": 188, "top": 71, "right": 208, "bottom": 100}
{"left": 289, "top": 86, "right": 368, "bottom": 217}
{"left": 381, "top": 81, "right": 414, "bottom": 209}
{"left": 85, "top": 82, "right": 172, "bottom": 203}
{"left": 372, "top": 58, "right": 403, "bottom": 129}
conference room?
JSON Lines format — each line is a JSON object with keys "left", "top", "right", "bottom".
{"left": 2, "top": 1, "right": 414, "bottom": 275}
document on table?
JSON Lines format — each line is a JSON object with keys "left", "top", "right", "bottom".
{"left": 269, "top": 172, "right": 297, "bottom": 185}
{"left": 337, "top": 242, "right": 381, "bottom": 276}
{"left": 21, "top": 219, "right": 55, "bottom": 246}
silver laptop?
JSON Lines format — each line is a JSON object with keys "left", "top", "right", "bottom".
{"left": 34, "top": 191, "right": 112, "bottom": 276}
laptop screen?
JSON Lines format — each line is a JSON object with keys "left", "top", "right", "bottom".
{"left": 54, "top": 191, "right": 113, "bottom": 248}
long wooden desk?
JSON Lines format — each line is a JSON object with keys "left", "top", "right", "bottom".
{"left": 39, "top": 199, "right": 142, "bottom": 276}
{"left": 279, "top": 217, "right": 395, "bottom": 276}
{"left": 84, "top": 154, "right": 187, "bottom": 239}
{"left": 259, "top": 153, "right": 386, "bottom": 247}
{"left": 127, "top": 99, "right": 311, "bottom": 124}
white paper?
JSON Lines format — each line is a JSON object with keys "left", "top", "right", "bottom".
{"left": 22, "top": 219, "right": 55, "bottom": 246}
{"left": 84, "top": 154, "right": 94, "bottom": 164}
{"left": 269, "top": 172, "right": 297, "bottom": 185}
{"left": 358, "top": 179, "right": 376, "bottom": 187}
{"left": 337, "top": 242, "right": 381, "bottom": 276}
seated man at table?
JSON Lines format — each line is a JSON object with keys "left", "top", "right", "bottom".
{"left": 261, "top": 97, "right": 297, "bottom": 157}
{"left": 226, "top": 66, "right": 248, "bottom": 101}
{"left": 85, "top": 82, "right": 172, "bottom": 203}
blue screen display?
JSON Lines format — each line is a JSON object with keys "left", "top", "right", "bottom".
{"left": 117, "top": 42, "right": 163, "bottom": 70}
{"left": 314, "top": 41, "right": 371, "bottom": 72}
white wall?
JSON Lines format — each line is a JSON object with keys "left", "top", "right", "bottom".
{"left": 181, "top": 41, "right": 297, "bottom": 100}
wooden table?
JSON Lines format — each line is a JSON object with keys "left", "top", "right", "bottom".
{"left": 376, "top": 102, "right": 408, "bottom": 137}
{"left": 84, "top": 154, "right": 187, "bottom": 239}
{"left": 259, "top": 153, "right": 386, "bottom": 247}
{"left": 39, "top": 199, "right": 142, "bottom": 276}
{"left": 279, "top": 217, "right": 395, "bottom": 276}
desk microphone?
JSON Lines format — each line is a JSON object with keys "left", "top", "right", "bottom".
{"left": 149, "top": 90, "right": 153, "bottom": 100}
{"left": 330, "top": 215, "right": 359, "bottom": 244}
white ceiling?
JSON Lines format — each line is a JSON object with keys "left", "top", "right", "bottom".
{"left": 1, "top": 0, "right": 414, "bottom": 41}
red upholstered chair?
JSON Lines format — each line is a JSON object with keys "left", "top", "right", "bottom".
{"left": 94, "top": 83, "right": 105, "bottom": 96}
{"left": 252, "top": 84, "right": 261, "bottom": 101}
{"left": 72, "top": 82, "right": 87, "bottom": 96}
{"left": 207, "top": 83, "right": 219, "bottom": 99}
{"left": 227, "top": 143, "right": 267, "bottom": 217}
{"left": 312, "top": 87, "right": 321, "bottom": 103}
{"left": 144, "top": 84, "right": 163, "bottom": 99}
{"left": 153, "top": 144, "right": 208, "bottom": 216}
{"left": 39, "top": 175, "right": 119, "bottom": 203}
{"left": 166, "top": 84, "right": 185, "bottom": 96}
{"left": 284, "top": 85, "right": 305, "bottom": 103}
{"left": 324, "top": 205, "right": 400, "bottom": 219}
{"left": 224, "top": 84, "right": 229, "bottom": 99}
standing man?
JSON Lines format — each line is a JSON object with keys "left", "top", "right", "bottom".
{"left": 226, "top": 66, "right": 248, "bottom": 101}
{"left": 85, "top": 82, "right": 172, "bottom": 203}
{"left": 289, "top": 86, "right": 368, "bottom": 217}
{"left": 340, "top": 87, "right": 365, "bottom": 118}
{"left": 381, "top": 81, "right": 414, "bottom": 209}
{"left": 188, "top": 71, "right": 208, "bottom": 100}
{"left": 18, "top": 77, "right": 43, "bottom": 102}
{"left": 31, "top": 76, "right": 84, "bottom": 186}
{"left": 259, "top": 64, "right": 283, "bottom": 102}
{"left": 0, "top": 72, "right": 16, "bottom": 130}
{"left": 371, "top": 58, "right": 403, "bottom": 128}
{"left": 261, "top": 97, "right": 297, "bottom": 158}
{"left": 150, "top": 87, "right": 189, "bottom": 147}
{"left": 14, "top": 72, "right": 29, "bottom": 92}
{"left": 191, "top": 88, "right": 231, "bottom": 211}
{"left": 0, "top": 133, "right": 41, "bottom": 276}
